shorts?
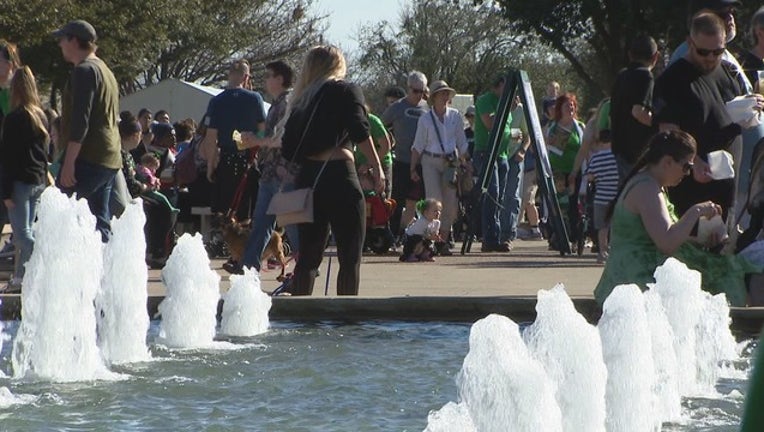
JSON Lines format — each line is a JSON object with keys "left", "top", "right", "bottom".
{"left": 522, "top": 170, "right": 538, "bottom": 205}
{"left": 593, "top": 203, "right": 610, "bottom": 230}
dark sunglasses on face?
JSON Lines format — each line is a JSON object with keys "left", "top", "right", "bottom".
{"left": 695, "top": 47, "right": 725, "bottom": 57}
{"left": 410, "top": 87, "right": 424, "bottom": 94}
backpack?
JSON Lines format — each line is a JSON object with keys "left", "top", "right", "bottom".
{"left": 174, "top": 116, "right": 208, "bottom": 186}
{"left": 174, "top": 135, "right": 206, "bottom": 186}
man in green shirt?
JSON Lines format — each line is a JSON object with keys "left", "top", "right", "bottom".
{"left": 54, "top": 20, "right": 122, "bottom": 242}
{"left": 473, "top": 75, "right": 514, "bottom": 252}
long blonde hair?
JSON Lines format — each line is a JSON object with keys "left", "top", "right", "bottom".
{"left": 274, "top": 45, "right": 346, "bottom": 139}
{"left": 10, "top": 66, "right": 49, "bottom": 143}
{"left": 290, "top": 45, "right": 346, "bottom": 110}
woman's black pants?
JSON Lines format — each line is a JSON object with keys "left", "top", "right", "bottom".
{"left": 291, "top": 159, "right": 365, "bottom": 296}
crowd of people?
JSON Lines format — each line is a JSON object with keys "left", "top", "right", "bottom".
{"left": 3, "top": 1, "right": 764, "bottom": 305}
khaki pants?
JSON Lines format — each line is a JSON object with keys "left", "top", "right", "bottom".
{"left": 421, "top": 154, "right": 458, "bottom": 235}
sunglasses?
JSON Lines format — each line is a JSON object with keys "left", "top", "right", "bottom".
{"left": 695, "top": 47, "right": 725, "bottom": 57}
{"left": 410, "top": 87, "right": 424, "bottom": 94}
{"left": 682, "top": 161, "right": 694, "bottom": 175}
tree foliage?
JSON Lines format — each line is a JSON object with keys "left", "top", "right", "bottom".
{"left": 353, "top": 0, "right": 582, "bottom": 110}
{"left": 0, "top": 0, "right": 326, "bottom": 106}
{"left": 489, "top": 0, "right": 762, "bottom": 99}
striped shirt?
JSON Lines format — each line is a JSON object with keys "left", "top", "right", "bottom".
{"left": 587, "top": 149, "right": 619, "bottom": 205}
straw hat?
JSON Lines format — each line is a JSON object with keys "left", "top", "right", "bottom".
{"left": 429, "top": 80, "right": 456, "bottom": 99}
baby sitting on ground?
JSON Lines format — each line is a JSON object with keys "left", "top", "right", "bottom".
{"left": 399, "top": 198, "right": 442, "bottom": 262}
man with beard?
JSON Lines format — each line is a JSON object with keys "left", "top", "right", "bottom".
{"left": 654, "top": 12, "right": 762, "bottom": 221}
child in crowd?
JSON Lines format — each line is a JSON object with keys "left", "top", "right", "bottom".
{"left": 136, "top": 153, "right": 179, "bottom": 213}
{"left": 399, "top": 198, "right": 442, "bottom": 262}
{"left": 585, "top": 139, "right": 619, "bottom": 263}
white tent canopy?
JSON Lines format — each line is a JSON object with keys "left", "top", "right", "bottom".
{"left": 119, "top": 79, "right": 223, "bottom": 124}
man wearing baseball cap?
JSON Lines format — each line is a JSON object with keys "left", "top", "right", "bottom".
{"left": 53, "top": 20, "right": 122, "bottom": 242}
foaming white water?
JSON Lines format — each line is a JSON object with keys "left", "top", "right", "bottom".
{"left": 11, "top": 188, "right": 115, "bottom": 382}
{"left": 523, "top": 284, "right": 607, "bottom": 432}
{"left": 220, "top": 268, "right": 271, "bottom": 337}
{"left": 650, "top": 258, "right": 705, "bottom": 395}
{"left": 694, "top": 293, "right": 737, "bottom": 393}
{"left": 424, "top": 402, "right": 476, "bottom": 432}
{"left": 157, "top": 233, "right": 220, "bottom": 348}
{"left": 0, "top": 386, "right": 35, "bottom": 408}
{"left": 97, "top": 199, "right": 151, "bottom": 365}
{"left": 643, "top": 289, "right": 681, "bottom": 422}
{"left": 455, "top": 314, "right": 563, "bottom": 432}
{"left": 598, "top": 284, "right": 659, "bottom": 432}
{"left": 0, "top": 299, "right": 7, "bottom": 378}
{"left": 651, "top": 258, "right": 738, "bottom": 396}
{"left": 427, "top": 258, "right": 743, "bottom": 431}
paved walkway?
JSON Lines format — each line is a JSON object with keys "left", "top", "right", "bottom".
{"left": 146, "top": 239, "right": 604, "bottom": 298}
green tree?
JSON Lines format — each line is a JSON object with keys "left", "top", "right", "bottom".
{"left": 488, "top": 0, "right": 762, "bottom": 98}
{"left": 0, "top": 0, "right": 325, "bottom": 106}
{"left": 353, "top": 0, "right": 583, "bottom": 111}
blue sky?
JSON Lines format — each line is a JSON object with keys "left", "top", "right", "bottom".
{"left": 316, "top": 0, "right": 409, "bottom": 55}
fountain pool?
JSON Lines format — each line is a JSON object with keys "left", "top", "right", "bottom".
{"left": 0, "top": 320, "right": 755, "bottom": 431}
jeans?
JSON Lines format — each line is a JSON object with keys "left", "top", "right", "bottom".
{"left": 7, "top": 182, "right": 45, "bottom": 280}
{"left": 500, "top": 156, "right": 524, "bottom": 242}
{"left": 241, "top": 179, "right": 300, "bottom": 271}
{"left": 472, "top": 151, "right": 507, "bottom": 246}
{"left": 58, "top": 159, "right": 118, "bottom": 243}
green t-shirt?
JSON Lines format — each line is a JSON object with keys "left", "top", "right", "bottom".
{"left": 355, "top": 113, "right": 393, "bottom": 167}
{"left": 546, "top": 119, "right": 584, "bottom": 174}
{"left": 499, "top": 104, "right": 528, "bottom": 158}
{"left": 473, "top": 91, "right": 512, "bottom": 153}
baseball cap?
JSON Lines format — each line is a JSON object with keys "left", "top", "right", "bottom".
{"left": 52, "top": 20, "right": 97, "bottom": 42}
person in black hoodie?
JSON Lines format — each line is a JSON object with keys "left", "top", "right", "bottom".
{"left": 0, "top": 66, "right": 49, "bottom": 292}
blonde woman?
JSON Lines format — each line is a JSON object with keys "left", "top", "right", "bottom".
{"left": 278, "top": 45, "right": 384, "bottom": 296}
{"left": 0, "top": 67, "right": 49, "bottom": 292}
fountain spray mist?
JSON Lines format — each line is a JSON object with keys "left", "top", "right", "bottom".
{"left": 220, "top": 268, "right": 271, "bottom": 337}
{"left": 157, "top": 233, "right": 220, "bottom": 348}
{"left": 97, "top": 199, "right": 151, "bottom": 364}
{"left": 455, "top": 314, "right": 563, "bottom": 432}
{"left": 11, "top": 188, "right": 114, "bottom": 382}
{"left": 524, "top": 284, "right": 607, "bottom": 432}
{"left": 598, "top": 284, "right": 659, "bottom": 432}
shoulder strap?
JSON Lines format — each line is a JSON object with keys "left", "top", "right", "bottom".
{"left": 429, "top": 110, "right": 448, "bottom": 154}
{"left": 620, "top": 174, "right": 653, "bottom": 200}
{"left": 289, "top": 90, "right": 325, "bottom": 164}
{"left": 310, "top": 131, "right": 347, "bottom": 189}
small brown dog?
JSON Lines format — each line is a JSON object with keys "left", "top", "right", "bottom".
{"left": 219, "top": 215, "right": 288, "bottom": 280}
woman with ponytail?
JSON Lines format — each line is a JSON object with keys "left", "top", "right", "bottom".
{"left": 0, "top": 67, "right": 48, "bottom": 292}
{"left": 595, "top": 130, "right": 763, "bottom": 307}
